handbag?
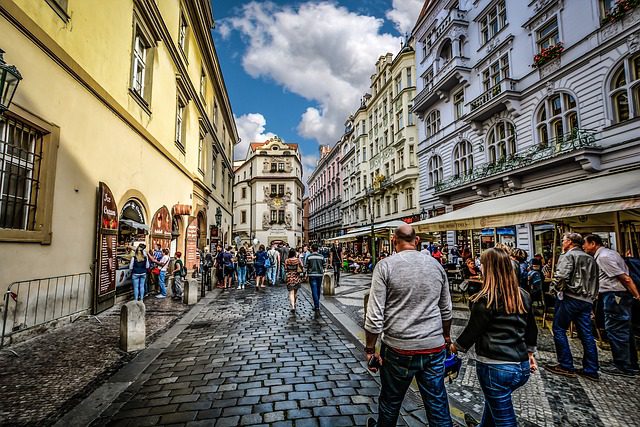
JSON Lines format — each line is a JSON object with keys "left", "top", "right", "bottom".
{"left": 151, "top": 267, "right": 160, "bottom": 275}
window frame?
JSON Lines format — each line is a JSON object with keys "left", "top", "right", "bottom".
{"left": 486, "top": 120, "right": 517, "bottom": 163}
{"left": 453, "top": 140, "right": 474, "bottom": 177}
{"left": 425, "top": 110, "right": 441, "bottom": 138}
{"left": 427, "top": 155, "right": 443, "bottom": 188}
{"left": 479, "top": 0, "right": 507, "bottom": 45}
{"left": 536, "top": 17, "right": 560, "bottom": 51}
{"left": 609, "top": 54, "right": 640, "bottom": 123}
{"left": 536, "top": 92, "right": 580, "bottom": 144}
{"left": 453, "top": 90, "right": 464, "bottom": 119}
{"left": 175, "top": 97, "right": 186, "bottom": 153}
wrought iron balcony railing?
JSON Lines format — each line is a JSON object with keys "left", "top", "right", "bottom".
{"left": 434, "top": 129, "right": 598, "bottom": 193}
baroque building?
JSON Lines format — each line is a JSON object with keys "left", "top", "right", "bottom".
{"left": 233, "top": 137, "right": 304, "bottom": 247}
{"left": 307, "top": 143, "right": 342, "bottom": 244}
{"left": 412, "top": 0, "right": 640, "bottom": 255}
{"left": 0, "top": 0, "right": 237, "bottom": 331}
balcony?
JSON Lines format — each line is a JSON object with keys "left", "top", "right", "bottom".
{"left": 464, "top": 79, "right": 521, "bottom": 124}
{"left": 430, "top": 8, "right": 469, "bottom": 49}
{"left": 434, "top": 129, "right": 601, "bottom": 195}
{"left": 413, "top": 56, "right": 471, "bottom": 113}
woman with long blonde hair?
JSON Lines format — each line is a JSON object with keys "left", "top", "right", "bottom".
{"left": 451, "top": 248, "right": 538, "bottom": 427}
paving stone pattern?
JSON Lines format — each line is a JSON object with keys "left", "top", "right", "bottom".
{"left": 330, "top": 273, "right": 640, "bottom": 427}
{"left": 0, "top": 296, "right": 189, "bottom": 426}
{"left": 91, "top": 285, "right": 428, "bottom": 426}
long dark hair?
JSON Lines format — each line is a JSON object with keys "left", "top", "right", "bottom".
{"left": 472, "top": 248, "right": 526, "bottom": 314}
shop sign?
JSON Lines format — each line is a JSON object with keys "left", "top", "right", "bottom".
{"left": 151, "top": 206, "right": 172, "bottom": 249}
{"left": 173, "top": 204, "right": 192, "bottom": 216}
{"left": 122, "top": 200, "right": 145, "bottom": 223}
{"left": 94, "top": 182, "right": 118, "bottom": 314}
{"left": 185, "top": 217, "right": 200, "bottom": 270}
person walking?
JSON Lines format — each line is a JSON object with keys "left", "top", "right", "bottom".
{"left": 305, "top": 244, "right": 326, "bottom": 312}
{"left": 583, "top": 234, "right": 640, "bottom": 376}
{"left": 172, "top": 251, "right": 186, "bottom": 300}
{"left": 278, "top": 243, "right": 289, "bottom": 284}
{"left": 267, "top": 244, "right": 280, "bottom": 286}
{"left": 285, "top": 248, "right": 303, "bottom": 313}
{"left": 254, "top": 244, "right": 268, "bottom": 289}
{"left": 365, "top": 224, "right": 453, "bottom": 427}
{"left": 329, "top": 244, "right": 342, "bottom": 287}
{"left": 214, "top": 244, "right": 224, "bottom": 289}
{"left": 222, "top": 246, "right": 234, "bottom": 290}
{"left": 237, "top": 246, "right": 248, "bottom": 290}
{"left": 450, "top": 248, "right": 538, "bottom": 427}
{"left": 153, "top": 248, "right": 170, "bottom": 299}
{"left": 545, "top": 232, "right": 600, "bottom": 380}
{"left": 129, "top": 245, "right": 149, "bottom": 302}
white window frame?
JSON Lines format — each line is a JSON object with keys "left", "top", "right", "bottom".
{"left": 479, "top": 0, "right": 507, "bottom": 45}
{"left": 427, "top": 155, "right": 443, "bottom": 188}
{"left": 486, "top": 121, "right": 517, "bottom": 163}
{"left": 425, "top": 110, "right": 441, "bottom": 138}
{"left": 175, "top": 98, "right": 186, "bottom": 152}
{"left": 453, "top": 141, "right": 474, "bottom": 177}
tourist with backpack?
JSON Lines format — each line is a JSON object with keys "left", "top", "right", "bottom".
{"left": 172, "top": 251, "right": 186, "bottom": 300}
{"left": 222, "top": 246, "right": 234, "bottom": 290}
{"left": 236, "top": 246, "right": 248, "bottom": 290}
{"left": 267, "top": 245, "right": 280, "bottom": 286}
{"left": 254, "top": 245, "right": 268, "bottom": 289}
{"left": 528, "top": 258, "right": 544, "bottom": 304}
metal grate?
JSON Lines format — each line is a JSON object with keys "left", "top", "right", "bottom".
{"left": 0, "top": 116, "right": 44, "bottom": 230}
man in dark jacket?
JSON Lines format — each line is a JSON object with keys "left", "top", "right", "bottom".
{"left": 545, "top": 232, "right": 600, "bottom": 380}
{"left": 305, "top": 244, "right": 326, "bottom": 312}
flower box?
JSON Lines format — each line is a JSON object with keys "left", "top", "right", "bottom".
{"left": 533, "top": 42, "right": 564, "bottom": 68}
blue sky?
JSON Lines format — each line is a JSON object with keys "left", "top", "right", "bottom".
{"left": 211, "top": 0, "right": 422, "bottom": 177}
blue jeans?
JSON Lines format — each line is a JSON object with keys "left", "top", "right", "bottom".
{"left": 158, "top": 271, "right": 167, "bottom": 296}
{"left": 552, "top": 295, "right": 599, "bottom": 374}
{"left": 602, "top": 292, "right": 639, "bottom": 372}
{"left": 476, "top": 361, "right": 530, "bottom": 427}
{"left": 238, "top": 266, "right": 247, "bottom": 285}
{"left": 376, "top": 346, "right": 451, "bottom": 427}
{"left": 132, "top": 273, "right": 146, "bottom": 301}
{"left": 309, "top": 276, "right": 322, "bottom": 309}
{"left": 267, "top": 266, "right": 278, "bottom": 285}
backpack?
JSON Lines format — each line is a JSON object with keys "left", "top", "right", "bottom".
{"left": 237, "top": 253, "right": 247, "bottom": 267}
{"left": 529, "top": 270, "right": 543, "bottom": 290}
{"left": 268, "top": 250, "right": 277, "bottom": 265}
{"left": 518, "top": 261, "right": 529, "bottom": 289}
{"left": 175, "top": 259, "right": 187, "bottom": 277}
{"left": 223, "top": 252, "right": 233, "bottom": 268}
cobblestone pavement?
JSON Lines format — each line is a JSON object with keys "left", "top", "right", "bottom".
{"left": 0, "top": 295, "right": 189, "bottom": 426}
{"left": 329, "top": 273, "right": 640, "bottom": 427}
{"left": 91, "top": 284, "right": 430, "bottom": 427}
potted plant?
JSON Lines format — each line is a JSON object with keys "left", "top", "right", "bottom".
{"left": 533, "top": 42, "right": 564, "bottom": 68}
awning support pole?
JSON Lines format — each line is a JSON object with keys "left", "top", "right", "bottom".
{"left": 551, "top": 224, "right": 558, "bottom": 276}
{"left": 493, "top": 228, "right": 498, "bottom": 248}
{"left": 470, "top": 229, "right": 475, "bottom": 258}
{"left": 613, "top": 211, "right": 622, "bottom": 254}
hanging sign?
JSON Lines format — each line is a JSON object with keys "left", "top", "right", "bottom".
{"left": 150, "top": 206, "right": 172, "bottom": 249}
{"left": 94, "top": 182, "right": 118, "bottom": 314}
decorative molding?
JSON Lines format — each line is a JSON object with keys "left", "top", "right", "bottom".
{"left": 628, "top": 31, "right": 640, "bottom": 53}
{"left": 538, "top": 58, "right": 561, "bottom": 78}
{"left": 523, "top": 0, "right": 563, "bottom": 31}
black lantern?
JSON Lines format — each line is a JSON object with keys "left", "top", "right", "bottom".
{"left": 0, "top": 49, "right": 22, "bottom": 113}
{"left": 215, "top": 207, "right": 222, "bottom": 227}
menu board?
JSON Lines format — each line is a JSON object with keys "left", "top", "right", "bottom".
{"left": 150, "top": 206, "right": 172, "bottom": 250}
{"left": 94, "top": 182, "right": 118, "bottom": 313}
{"left": 185, "top": 217, "right": 200, "bottom": 271}
{"left": 99, "top": 234, "right": 117, "bottom": 295}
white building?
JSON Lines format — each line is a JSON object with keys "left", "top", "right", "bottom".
{"left": 412, "top": 0, "right": 640, "bottom": 255}
{"left": 233, "top": 137, "right": 304, "bottom": 248}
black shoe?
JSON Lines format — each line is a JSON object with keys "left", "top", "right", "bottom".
{"left": 601, "top": 365, "right": 638, "bottom": 377}
{"left": 544, "top": 363, "right": 577, "bottom": 378}
{"left": 290, "top": 309, "right": 296, "bottom": 314}
{"left": 576, "top": 368, "right": 599, "bottom": 381}
{"left": 366, "top": 417, "right": 376, "bottom": 427}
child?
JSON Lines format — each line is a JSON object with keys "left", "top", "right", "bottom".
{"left": 528, "top": 258, "right": 544, "bottom": 302}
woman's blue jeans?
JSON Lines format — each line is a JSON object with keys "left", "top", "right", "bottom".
{"left": 158, "top": 271, "right": 167, "bottom": 296}
{"left": 308, "top": 276, "right": 322, "bottom": 309}
{"left": 132, "top": 273, "right": 146, "bottom": 301}
{"left": 267, "top": 266, "right": 278, "bottom": 285}
{"left": 238, "top": 266, "right": 247, "bottom": 285}
{"left": 476, "top": 360, "right": 530, "bottom": 427}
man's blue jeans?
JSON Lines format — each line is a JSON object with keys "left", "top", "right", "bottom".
{"left": 602, "top": 291, "right": 639, "bottom": 372}
{"left": 552, "top": 295, "right": 599, "bottom": 374}
{"left": 308, "top": 276, "right": 322, "bottom": 309}
{"left": 158, "top": 271, "right": 167, "bottom": 296}
{"left": 132, "top": 273, "right": 146, "bottom": 301}
{"left": 376, "top": 346, "right": 452, "bottom": 427}
{"left": 238, "top": 266, "right": 247, "bottom": 285}
{"left": 267, "top": 266, "right": 278, "bottom": 285}
{"left": 476, "top": 360, "right": 530, "bottom": 427}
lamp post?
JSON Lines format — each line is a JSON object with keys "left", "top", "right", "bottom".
{"left": 366, "top": 188, "right": 376, "bottom": 270}
{"left": 0, "top": 49, "right": 22, "bottom": 114}
{"left": 215, "top": 207, "right": 222, "bottom": 245}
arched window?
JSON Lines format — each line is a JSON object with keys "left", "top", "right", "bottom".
{"left": 453, "top": 140, "right": 474, "bottom": 176}
{"left": 425, "top": 110, "right": 441, "bottom": 138}
{"left": 428, "top": 155, "right": 443, "bottom": 187}
{"left": 536, "top": 93, "right": 579, "bottom": 145}
{"left": 610, "top": 54, "right": 640, "bottom": 123}
{"left": 487, "top": 121, "right": 516, "bottom": 162}
{"left": 439, "top": 39, "right": 452, "bottom": 63}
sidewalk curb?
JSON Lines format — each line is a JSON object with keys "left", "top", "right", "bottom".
{"left": 53, "top": 290, "right": 222, "bottom": 427}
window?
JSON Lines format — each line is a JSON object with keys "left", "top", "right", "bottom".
{"left": 241, "top": 187, "right": 246, "bottom": 199}
{"left": 271, "top": 184, "right": 277, "bottom": 195}
{"left": 200, "top": 67, "right": 206, "bottom": 100}
{"left": 439, "top": 39, "right": 453, "bottom": 63}
{"left": 453, "top": 141, "right": 474, "bottom": 176}
{"left": 407, "top": 106, "right": 414, "bottom": 126}
{"left": 487, "top": 121, "right": 516, "bottom": 162}
{"left": 406, "top": 67, "right": 412, "bottom": 87}
{"left": 131, "top": 29, "right": 151, "bottom": 102}
{"left": 179, "top": 12, "right": 188, "bottom": 53}
{"left": 610, "top": 54, "right": 640, "bottom": 123}
{"left": 537, "top": 17, "right": 559, "bottom": 51}
{"left": 278, "top": 184, "right": 285, "bottom": 195}
{"left": 482, "top": 55, "right": 509, "bottom": 91}
{"left": 241, "top": 210, "right": 247, "bottom": 224}
{"left": 270, "top": 163, "right": 277, "bottom": 173}
{"left": 425, "top": 110, "right": 441, "bottom": 138}
{"left": 198, "top": 132, "right": 205, "bottom": 173}
{"left": 278, "top": 210, "right": 285, "bottom": 224}
{"left": 453, "top": 90, "right": 464, "bottom": 119}
{"left": 278, "top": 162, "right": 285, "bottom": 172}
{"left": 395, "top": 76, "right": 402, "bottom": 95}
{"left": 270, "top": 210, "right": 277, "bottom": 223}
{"left": 386, "top": 196, "right": 391, "bottom": 215}
{"left": 480, "top": 0, "right": 507, "bottom": 45}
{"left": 409, "top": 145, "right": 415, "bottom": 166}
{"left": 406, "top": 188, "right": 414, "bottom": 210}
{"left": 211, "top": 154, "right": 217, "bottom": 187}
{"left": 396, "top": 110, "right": 404, "bottom": 129}
{"left": 385, "top": 163, "right": 390, "bottom": 178}
{"left": 536, "top": 93, "right": 579, "bottom": 144}
{"left": 362, "top": 147, "right": 367, "bottom": 161}
{"left": 398, "top": 149, "right": 405, "bottom": 170}
{"left": 213, "top": 100, "right": 219, "bottom": 127}
{"left": 391, "top": 159, "right": 396, "bottom": 174}
{"left": 427, "top": 155, "right": 443, "bottom": 187}
{"left": 175, "top": 98, "right": 185, "bottom": 152}
{"left": 393, "top": 194, "right": 398, "bottom": 213}
{"left": 45, "top": 0, "right": 69, "bottom": 21}
{"left": 376, "top": 200, "right": 381, "bottom": 217}
{"left": 600, "top": 0, "right": 617, "bottom": 18}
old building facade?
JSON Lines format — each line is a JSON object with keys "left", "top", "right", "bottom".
{"left": 233, "top": 137, "right": 304, "bottom": 248}
{"left": 307, "top": 143, "right": 342, "bottom": 244}
{"left": 413, "top": 0, "right": 640, "bottom": 254}
{"left": 0, "top": 0, "right": 237, "bottom": 337}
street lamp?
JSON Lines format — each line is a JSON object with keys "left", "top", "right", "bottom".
{"left": 215, "top": 207, "right": 222, "bottom": 227}
{"left": 0, "top": 49, "right": 22, "bottom": 113}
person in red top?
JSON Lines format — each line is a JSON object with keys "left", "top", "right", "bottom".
{"left": 432, "top": 246, "right": 444, "bottom": 264}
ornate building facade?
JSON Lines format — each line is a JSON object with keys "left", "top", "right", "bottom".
{"left": 233, "top": 137, "right": 304, "bottom": 247}
{"left": 413, "top": 0, "right": 640, "bottom": 254}
{"left": 308, "top": 143, "right": 342, "bottom": 244}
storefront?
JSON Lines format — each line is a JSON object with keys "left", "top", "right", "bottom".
{"left": 115, "top": 199, "right": 149, "bottom": 293}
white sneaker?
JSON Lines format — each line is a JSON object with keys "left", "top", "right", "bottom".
{"left": 155, "top": 294, "right": 166, "bottom": 299}
{"left": 237, "top": 285, "right": 242, "bottom": 290}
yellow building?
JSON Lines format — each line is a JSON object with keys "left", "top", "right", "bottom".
{"left": 0, "top": 0, "right": 237, "bottom": 337}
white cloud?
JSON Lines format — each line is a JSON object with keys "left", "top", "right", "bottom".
{"left": 386, "top": 0, "right": 423, "bottom": 34}
{"left": 221, "top": 1, "right": 400, "bottom": 146}
{"left": 233, "top": 113, "right": 276, "bottom": 160}
{"left": 301, "top": 153, "right": 320, "bottom": 185}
